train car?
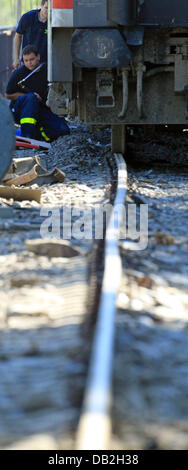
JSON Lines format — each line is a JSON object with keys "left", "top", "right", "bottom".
{"left": 48, "top": 0, "right": 188, "bottom": 151}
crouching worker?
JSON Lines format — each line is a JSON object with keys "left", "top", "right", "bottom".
{"left": 5, "top": 44, "right": 70, "bottom": 141}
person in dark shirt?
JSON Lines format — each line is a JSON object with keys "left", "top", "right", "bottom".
{"left": 13, "top": 0, "right": 48, "bottom": 69}
{"left": 6, "top": 45, "right": 69, "bottom": 141}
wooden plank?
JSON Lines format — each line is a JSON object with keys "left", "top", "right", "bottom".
{"left": 0, "top": 185, "right": 41, "bottom": 203}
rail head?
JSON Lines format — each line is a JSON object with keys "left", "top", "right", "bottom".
{"left": 76, "top": 153, "right": 127, "bottom": 450}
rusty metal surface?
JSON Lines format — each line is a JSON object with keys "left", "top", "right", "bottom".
{"left": 0, "top": 97, "right": 15, "bottom": 181}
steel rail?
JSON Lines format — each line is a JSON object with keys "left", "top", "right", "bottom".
{"left": 76, "top": 153, "right": 127, "bottom": 450}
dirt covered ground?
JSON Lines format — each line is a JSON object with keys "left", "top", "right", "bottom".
{"left": 0, "top": 121, "right": 188, "bottom": 449}
{"left": 113, "top": 127, "right": 188, "bottom": 450}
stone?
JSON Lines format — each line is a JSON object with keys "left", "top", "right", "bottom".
{"left": 0, "top": 207, "right": 13, "bottom": 219}
{"left": 10, "top": 276, "right": 42, "bottom": 288}
{"left": 25, "top": 239, "right": 83, "bottom": 258}
{"left": 154, "top": 231, "right": 176, "bottom": 245}
{"left": 4, "top": 434, "right": 59, "bottom": 450}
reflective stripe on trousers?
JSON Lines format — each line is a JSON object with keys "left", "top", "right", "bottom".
{"left": 20, "top": 118, "right": 37, "bottom": 125}
{"left": 40, "top": 126, "right": 51, "bottom": 141}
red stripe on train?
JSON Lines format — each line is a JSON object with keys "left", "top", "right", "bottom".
{"left": 53, "top": 0, "right": 73, "bottom": 9}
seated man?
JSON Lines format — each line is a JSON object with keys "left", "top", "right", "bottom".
{"left": 5, "top": 44, "right": 70, "bottom": 142}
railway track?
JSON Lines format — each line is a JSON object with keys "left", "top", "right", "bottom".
{"left": 0, "top": 122, "right": 188, "bottom": 450}
{"left": 76, "top": 154, "right": 127, "bottom": 450}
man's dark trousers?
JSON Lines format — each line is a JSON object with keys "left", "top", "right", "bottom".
{"left": 13, "top": 92, "right": 69, "bottom": 141}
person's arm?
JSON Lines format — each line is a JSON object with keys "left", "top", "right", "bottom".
{"left": 5, "top": 68, "right": 25, "bottom": 101}
{"left": 13, "top": 33, "right": 22, "bottom": 69}
{"left": 5, "top": 92, "right": 25, "bottom": 101}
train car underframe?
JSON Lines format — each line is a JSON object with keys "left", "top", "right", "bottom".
{"left": 50, "top": 27, "right": 188, "bottom": 153}
{"left": 76, "top": 28, "right": 188, "bottom": 153}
